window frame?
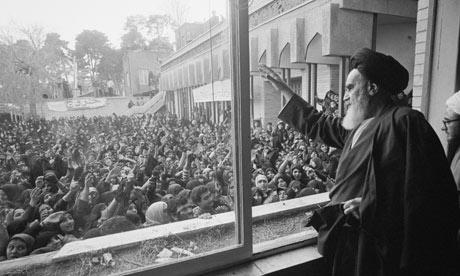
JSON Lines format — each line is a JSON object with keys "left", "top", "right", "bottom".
{"left": 122, "top": 0, "right": 253, "bottom": 275}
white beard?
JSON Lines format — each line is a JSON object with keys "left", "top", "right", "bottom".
{"left": 341, "top": 95, "right": 369, "bottom": 130}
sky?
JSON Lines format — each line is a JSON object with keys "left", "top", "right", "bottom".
{"left": 0, "top": 0, "right": 227, "bottom": 49}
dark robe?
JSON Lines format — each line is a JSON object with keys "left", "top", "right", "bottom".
{"left": 279, "top": 94, "right": 460, "bottom": 276}
{"left": 450, "top": 147, "right": 460, "bottom": 192}
{"left": 450, "top": 148, "right": 460, "bottom": 207}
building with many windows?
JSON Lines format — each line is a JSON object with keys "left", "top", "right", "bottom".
{"left": 160, "top": 0, "right": 418, "bottom": 126}
{"left": 175, "top": 14, "right": 220, "bottom": 50}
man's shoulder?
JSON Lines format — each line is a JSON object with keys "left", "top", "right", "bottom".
{"left": 392, "top": 106, "right": 421, "bottom": 117}
{"left": 386, "top": 106, "right": 426, "bottom": 123}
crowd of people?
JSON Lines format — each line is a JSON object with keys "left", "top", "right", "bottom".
{"left": 0, "top": 110, "right": 338, "bottom": 261}
{"left": 128, "top": 97, "right": 151, "bottom": 109}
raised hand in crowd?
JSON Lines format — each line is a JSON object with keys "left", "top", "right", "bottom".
{"left": 29, "top": 187, "right": 43, "bottom": 208}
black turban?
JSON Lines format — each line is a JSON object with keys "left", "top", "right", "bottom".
{"left": 350, "top": 48, "right": 409, "bottom": 94}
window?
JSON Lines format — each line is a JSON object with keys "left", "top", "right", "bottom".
{"left": 0, "top": 1, "right": 331, "bottom": 276}
{"left": 138, "top": 69, "right": 149, "bottom": 86}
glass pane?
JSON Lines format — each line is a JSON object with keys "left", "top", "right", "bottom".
{"left": 248, "top": 1, "right": 416, "bottom": 251}
{"left": 0, "top": 0, "right": 240, "bottom": 274}
{"left": 249, "top": 2, "right": 335, "bottom": 247}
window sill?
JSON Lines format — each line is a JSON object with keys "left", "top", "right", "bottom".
{"left": 53, "top": 192, "right": 329, "bottom": 262}
{"left": 200, "top": 228, "right": 321, "bottom": 276}
{"left": 209, "top": 242, "right": 324, "bottom": 276}
{"left": 0, "top": 193, "right": 329, "bottom": 275}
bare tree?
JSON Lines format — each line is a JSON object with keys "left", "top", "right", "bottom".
{"left": 19, "top": 24, "right": 45, "bottom": 51}
{"left": 167, "top": 0, "right": 190, "bottom": 27}
{"left": 0, "top": 24, "right": 70, "bottom": 114}
{"left": 0, "top": 25, "right": 16, "bottom": 45}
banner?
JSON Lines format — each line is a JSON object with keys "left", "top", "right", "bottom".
{"left": 47, "top": 98, "right": 107, "bottom": 112}
{"left": 192, "top": 79, "right": 231, "bottom": 103}
{"left": 319, "top": 90, "right": 339, "bottom": 116}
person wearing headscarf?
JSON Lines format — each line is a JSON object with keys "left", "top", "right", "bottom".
{"left": 42, "top": 171, "right": 63, "bottom": 208}
{"left": 144, "top": 201, "right": 172, "bottom": 226}
{"left": 4, "top": 233, "right": 35, "bottom": 260}
{"left": 254, "top": 174, "right": 269, "bottom": 193}
{"left": 260, "top": 48, "right": 459, "bottom": 276}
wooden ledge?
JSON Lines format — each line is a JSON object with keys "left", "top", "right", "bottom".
{"left": 0, "top": 193, "right": 329, "bottom": 273}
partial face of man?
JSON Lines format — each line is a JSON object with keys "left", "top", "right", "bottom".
{"left": 266, "top": 170, "right": 275, "bottom": 180}
{"left": 256, "top": 176, "right": 268, "bottom": 191}
{"left": 292, "top": 168, "right": 302, "bottom": 180}
{"left": 279, "top": 190, "right": 287, "bottom": 201}
{"left": 44, "top": 181, "right": 56, "bottom": 194}
{"left": 198, "top": 191, "right": 214, "bottom": 212}
{"left": 35, "top": 177, "right": 44, "bottom": 189}
{"left": 39, "top": 204, "right": 53, "bottom": 221}
{"left": 6, "top": 239, "right": 28, "bottom": 259}
{"left": 253, "top": 192, "right": 263, "bottom": 205}
{"left": 193, "top": 170, "right": 202, "bottom": 179}
{"left": 277, "top": 178, "right": 287, "bottom": 190}
{"left": 59, "top": 213, "right": 75, "bottom": 234}
{"left": 342, "top": 69, "right": 371, "bottom": 130}
{"left": 442, "top": 108, "right": 460, "bottom": 141}
{"left": 443, "top": 108, "right": 460, "bottom": 163}
{"left": 127, "top": 203, "right": 138, "bottom": 215}
{"left": 177, "top": 204, "right": 194, "bottom": 220}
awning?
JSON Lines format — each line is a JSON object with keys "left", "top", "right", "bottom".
{"left": 192, "top": 79, "right": 231, "bottom": 103}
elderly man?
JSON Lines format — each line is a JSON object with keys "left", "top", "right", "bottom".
{"left": 260, "top": 48, "right": 459, "bottom": 276}
{"left": 444, "top": 91, "right": 460, "bottom": 197}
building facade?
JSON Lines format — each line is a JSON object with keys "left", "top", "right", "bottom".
{"left": 160, "top": 0, "right": 418, "bottom": 125}
{"left": 411, "top": 0, "right": 460, "bottom": 143}
{"left": 123, "top": 50, "right": 161, "bottom": 97}
{"left": 175, "top": 14, "right": 220, "bottom": 50}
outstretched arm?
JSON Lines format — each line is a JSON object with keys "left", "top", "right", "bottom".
{"left": 259, "top": 65, "right": 349, "bottom": 149}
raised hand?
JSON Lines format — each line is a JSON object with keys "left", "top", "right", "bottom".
{"left": 69, "top": 180, "right": 81, "bottom": 193}
{"left": 106, "top": 165, "right": 121, "bottom": 181}
{"left": 85, "top": 173, "right": 96, "bottom": 187}
{"left": 258, "top": 64, "right": 295, "bottom": 98}
{"left": 42, "top": 211, "right": 65, "bottom": 226}
{"left": 292, "top": 156, "right": 299, "bottom": 166}
{"left": 70, "top": 160, "right": 80, "bottom": 170}
{"left": 29, "top": 187, "right": 43, "bottom": 207}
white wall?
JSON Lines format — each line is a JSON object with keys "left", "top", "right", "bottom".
{"left": 376, "top": 21, "right": 417, "bottom": 94}
{"left": 425, "top": 0, "right": 460, "bottom": 145}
